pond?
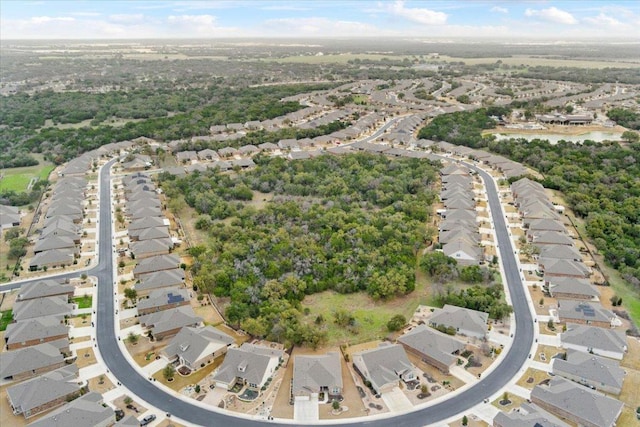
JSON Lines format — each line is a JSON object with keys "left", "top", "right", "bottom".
{"left": 493, "top": 131, "right": 623, "bottom": 144}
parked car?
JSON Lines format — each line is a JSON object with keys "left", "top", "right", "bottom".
{"left": 139, "top": 414, "right": 156, "bottom": 426}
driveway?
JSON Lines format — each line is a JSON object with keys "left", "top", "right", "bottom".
{"left": 381, "top": 387, "right": 413, "bottom": 413}
{"left": 294, "top": 395, "right": 319, "bottom": 422}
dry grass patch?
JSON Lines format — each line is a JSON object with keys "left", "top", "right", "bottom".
{"left": 622, "top": 338, "right": 640, "bottom": 371}
{"left": 157, "top": 419, "right": 186, "bottom": 427}
{"left": 153, "top": 359, "right": 221, "bottom": 391}
{"left": 69, "top": 315, "right": 91, "bottom": 328}
{"left": 534, "top": 345, "right": 562, "bottom": 363}
{"left": 131, "top": 343, "right": 166, "bottom": 368}
{"left": 491, "top": 394, "right": 525, "bottom": 411}
{"left": 449, "top": 416, "right": 489, "bottom": 427}
{"left": 616, "top": 368, "right": 640, "bottom": 408}
{"left": 88, "top": 374, "right": 115, "bottom": 394}
{"left": 69, "top": 335, "right": 91, "bottom": 344}
{"left": 112, "top": 395, "right": 147, "bottom": 419}
{"left": 516, "top": 368, "right": 551, "bottom": 390}
{"left": 76, "top": 347, "right": 97, "bottom": 368}
{"left": 192, "top": 297, "right": 224, "bottom": 326}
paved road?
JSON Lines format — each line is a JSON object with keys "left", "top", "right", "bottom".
{"left": 8, "top": 154, "right": 534, "bottom": 427}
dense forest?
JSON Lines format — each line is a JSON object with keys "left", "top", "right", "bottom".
{"left": 417, "top": 109, "right": 640, "bottom": 289}
{"left": 158, "top": 154, "right": 439, "bottom": 346}
{"left": 0, "top": 83, "right": 335, "bottom": 166}
{"left": 417, "top": 107, "right": 510, "bottom": 146}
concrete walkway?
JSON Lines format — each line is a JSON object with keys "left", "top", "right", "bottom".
{"left": 450, "top": 366, "right": 480, "bottom": 385}
{"left": 381, "top": 387, "right": 413, "bottom": 413}
{"left": 294, "top": 396, "right": 319, "bottom": 422}
{"left": 141, "top": 358, "right": 167, "bottom": 376}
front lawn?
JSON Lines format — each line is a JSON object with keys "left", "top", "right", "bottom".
{"left": 0, "top": 310, "right": 13, "bottom": 331}
{"left": 73, "top": 295, "right": 93, "bottom": 309}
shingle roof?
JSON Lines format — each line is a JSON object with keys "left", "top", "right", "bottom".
{"left": 213, "top": 343, "right": 282, "bottom": 386}
{"left": 133, "top": 254, "right": 180, "bottom": 276}
{"left": 353, "top": 343, "right": 414, "bottom": 392}
{"left": 12, "top": 295, "right": 73, "bottom": 321}
{"left": 163, "top": 326, "right": 234, "bottom": 367}
{"left": 546, "top": 277, "right": 599, "bottom": 299}
{"left": 27, "top": 392, "right": 113, "bottom": 427}
{"left": 493, "top": 402, "right": 570, "bottom": 427}
{"left": 561, "top": 324, "right": 627, "bottom": 355}
{"left": 17, "top": 279, "right": 74, "bottom": 301}
{"left": 137, "top": 287, "right": 189, "bottom": 312}
{"left": 29, "top": 248, "right": 75, "bottom": 268}
{"left": 558, "top": 300, "right": 614, "bottom": 324}
{"left": 398, "top": 325, "right": 465, "bottom": 367}
{"left": 6, "top": 364, "right": 79, "bottom": 416}
{"left": 139, "top": 306, "right": 201, "bottom": 335}
{"left": 293, "top": 352, "right": 343, "bottom": 396}
{"left": 552, "top": 349, "right": 625, "bottom": 392}
{"left": 531, "top": 376, "right": 623, "bottom": 427}
{"left": 429, "top": 305, "right": 489, "bottom": 337}
{"left": 4, "top": 316, "right": 68, "bottom": 346}
{"left": 135, "top": 268, "right": 185, "bottom": 292}
{"left": 0, "top": 342, "right": 64, "bottom": 379}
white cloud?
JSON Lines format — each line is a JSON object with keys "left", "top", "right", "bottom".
{"left": 490, "top": 6, "right": 508, "bottom": 14}
{"left": 583, "top": 13, "right": 623, "bottom": 27}
{"left": 260, "top": 5, "right": 311, "bottom": 11}
{"left": 167, "top": 14, "right": 217, "bottom": 26}
{"left": 525, "top": 7, "right": 577, "bottom": 25}
{"left": 385, "top": 0, "right": 448, "bottom": 26}
{"left": 71, "top": 12, "right": 102, "bottom": 17}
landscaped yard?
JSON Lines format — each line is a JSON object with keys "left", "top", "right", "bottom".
{"left": 515, "top": 368, "right": 551, "bottom": 390}
{"left": 0, "top": 310, "right": 13, "bottom": 331}
{"left": 153, "top": 359, "right": 222, "bottom": 391}
{"left": 0, "top": 155, "right": 54, "bottom": 194}
{"left": 73, "top": 295, "right": 93, "bottom": 309}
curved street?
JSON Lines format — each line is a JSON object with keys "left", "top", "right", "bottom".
{"left": 4, "top": 153, "right": 535, "bottom": 427}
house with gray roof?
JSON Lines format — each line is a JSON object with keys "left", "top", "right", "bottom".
{"left": 540, "top": 259, "right": 590, "bottom": 279}
{"left": 4, "top": 316, "right": 69, "bottom": 350}
{"left": 258, "top": 142, "right": 279, "bottom": 152}
{"left": 115, "top": 415, "right": 140, "bottom": 426}
{"left": 537, "top": 244, "right": 582, "bottom": 261}
{"left": 128, "top": 216, "right": 166, "bottom": 233}
{"left": 0, "top": 342, "right": 66, "bottom": 381}
{"left": 442, "top": 239, "right": 482, "bottom": 266}
{"left": 121, "top": 154, "right": 152, "bottom": 171}
{"left": 27, "top": 392, "right": 114, "bottom": 427}
{"left": 137, "top": 287, "right": 190, "bottom": 315}
{"left": 213, "top": 343, "right": 283, "bottom": 390}
{"left": 561, "top": 324, "right": 627, "bottom": 360}
{"left": 442, "top": 209, "right": 477, "bottom": 222}
{"left": 12, "top": 295, "right": 73, "bottom": 322}
{"left": 133, "top": 254, "right": 181, "bottom": 278}
{"left": 17, "top": 279, "right": 74, "bottom": 301}
{"left": 40, "top": 221, "right": 80, "bottom": 243}
{"left": 557, "top": 300, "right": 615, "bottom": 328}
{"left": 129, "top": 238, "right": 172, "bottom": 259}
{"left": 0, "top": 205, "right": 21, "bottom": 229}
{"left": 33, "top": 236, "right": 78, "bottom": 255}
{"left": 397, "top": 325, "right": 465, "bottom": 373}
{"left": 197, "top": 149, "right": 219, "bottom": 161}
{"left": 545, "top": 277, "right": 599, "bottom": 300}
{"left": 352, "top": 343, "right": 416, "bottom": 394}
{"left": 163, "top": 326, "right": 234, "bottom": 371}
{"left": 530, "top": 231, "right": 573, "bottom": 246}
{"left": 7, "top": 364, "right": 81, "bottom": 419}
{"left": 493, "top": 402, "right": 570, "bottom": 427}
{"left": 293, "top": 352, "right": 343, "bottom": 400}
{"left": 429, "top": 304, "right": 489, "bottom": 339}
{"left": 176, "top": 150, "right": 198, "bottom": 164}
{"left": 139, "top": 305, "right": 202, "bottom": 340}
{"left": 530, "top": 376, "right": 623, "bottom": 427}
{"left": 218, "top": 147, "right": 239, "bottom": 158}
{"left": 524, "top": 218, "right": 566, "bottom": 233}
{"left": 552, "top": 349, "right": 625, "bottom": 395}
{"left": 135, "top": 268, "right": 185, "bottom": 297}
{"left": 29, "top": 248, "right": 76, "bottom": 271}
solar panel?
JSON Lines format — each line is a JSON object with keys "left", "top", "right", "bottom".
{"left": 167, "top": 293, "right": 185, "bottom": 304}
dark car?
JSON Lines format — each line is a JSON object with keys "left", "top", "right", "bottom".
{"left": 115, "top": 409, "right": 125, "bottom": 421}
{"left": 139, "top": 414, "right": 156, "bottom": 426}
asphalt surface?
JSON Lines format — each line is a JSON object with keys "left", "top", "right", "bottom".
{"left": 6, "top": 155, "right": 534, "bottom": 427}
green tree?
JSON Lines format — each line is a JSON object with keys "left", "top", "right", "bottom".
{"left": 127, "top": 332, "right": 139, "bottom": 345}
{"left": 124, "top": 288, "right": 137, "bottom": 304}
{"left": 163, "top": 363, "right": 175, "bottom": 381}
{"left": 622, "top": 130, "right": 639, "bottom": 143}
{"left": 462, "top": 415, "right": 468, "bottom": 426}
{"left": 387, "top": 314, "right": 407, "bottom": 332}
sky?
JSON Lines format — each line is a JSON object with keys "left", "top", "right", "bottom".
{"left": 1, "top": 1, "right": 639, "bottom": 40}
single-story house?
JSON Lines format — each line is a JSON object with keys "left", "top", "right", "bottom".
{"left": 132, "top": 254, "right": 181, "bottom": 278}
{"left": 213, "top": 343, "right": 284, "bottom": 390}
{"left": 129, "top": 238, "right": 172, "bottom": 259}
{"left": 531, "top": 376, "right": 623, "bottom": 427}
{"left": 292, "top": 352, "right": 343, "bottom": 400}
{"left": 27, "top": 392, "right": 115, "bottom": 427}
{"left": 397, "top": 325, "right": 465, "bottom": 373}
{"left": 29, "top": 248, "right": 75, "bottom": 271}
{"left": 17, "top": 279, "right": 74, "bottom": 301}
{"left": 493, "top": 402, "right": 570, "bottom": 427}
{"left": 552, "top": 349, "right": 625, "bottom": 395}
{"left": 163, "top": 326, "right": 234, "bottom": 371}
{"left": 429, "top": 305, "right": 489, "bottom": 339}
{"left": 138, "top": 305, "right": 202, "bottom": 340}
{"left": 4, "top": 316, "right": 69, "bottom": 350}
{"left": 557, "top": 300, "right": 615, "bottom": 328}
{"left": 135, "top": 268, "right": 185, "bottom": 297}
{"left": 561, "top": 323, "right": 627, "bottom": 360}
{"left": 545, "top": 277, "right": 600, "bottom": 300}
{"left": 12, "top": 295, "right": 73, "bottom": 322}
{"left": 0, "top": 341, "right": 66, "bottom": 381}
{"left": 352, "top": 343, "right": 416, "bottom": 394}
{"left": 0, "top": 205, "right": 21, "bottom": 229}
{"left": 6, "top": 364, "right": 81, "bottom": 419}
{"left": 137, "top": 287, "right": 190, "bottom": 315}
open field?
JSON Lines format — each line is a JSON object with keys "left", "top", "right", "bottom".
{"left": 0, "top": 154, "right": 54, "bottom": 194}
{"left": 262, "top": 53, "right": 409, "bottom": 64}
{"left": 439, "top": 55, "right": 640, "bottom": 69}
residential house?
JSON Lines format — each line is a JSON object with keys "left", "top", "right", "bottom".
{"left": 17, "top": 279, "right": 74, "bottom": 301}
{"left": 176, "top": 151, "right": 198, "bottom": 164}
{"left": 33, "top": 236, "right": 78, "bottom": 255}
{"left": 429, "top": 305, "right": 489, "bottom": 339}
{"left": 132, "top": 254, "right": 181, "bottom": 279}
{"left": 4, "top": 317, "right": 69, "bottom": 350}
{"left": 493, "top": 402, "right": 570, "bottom": 427}
{"left": 138, "top": 306, "right": 202, "bottom": 340}
{"left": 197, "top": 149, "right": 219, "bottom": 161}
{"left": 292, "top": 352, "right": 343, "bottom": 401}
{"left": 137, "top": 287, "right": 190, "bottom": 315}
{"left": 129, "top": 238, "right": 172, "bottom": 259}
{"left": 12, "top": 295, "right": 73, "bottom": 322}
{"left": 557, "top": 300, "right": 615, "bottom": 328}
{"left": 545, "top": 277, "right": 599, "bottom": 300}
{"left": 530, "top": 376, "right": 623, "bottom": 427}
{"left": 163, "top": 326, "right": 234, "bottom": 371}
{"left": 442, "top": 239, "right": 482, "bottom": 266}
{"left": 0, "top": 342, "right": 66, "bottom": 381}
{"left": 213, "top": 343, "right": 283, "bottom": 390}
{"left": 540, "top": 259, "right": 590, "bottom": 279}
{"left": 561, "top": 324, "right": 627, "bottom": 360}
{"left": 552, "top": 349, "right": 625, "bottom": 395}
{"left": 0, "top": 205, "right": 21, "bottom": 229}
{"left": 352, "top": 343, "right": 416, "bottom": 394}
{"left": 6, "top": 364, "right": 81, "bottom": 419}
{"left": 135, "top": 268, "right": 185, "bottom": 297}
{"left": 397, "top": 325, "right": 465, "bottom": 373}
{"left": 218, "top": 147, "right": 239, "bottom": 158}
{"left": 27, "top": 392, "right": 115, "bottom": 427}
